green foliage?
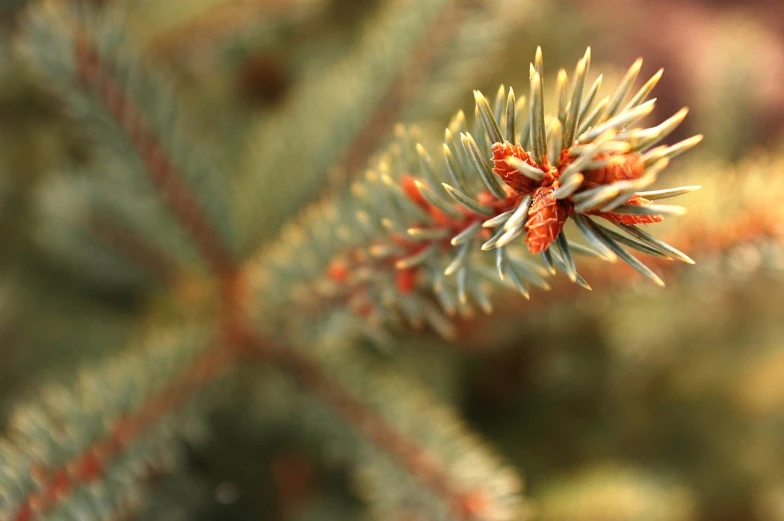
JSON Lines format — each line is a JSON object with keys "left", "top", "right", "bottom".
{"left": 269, "top": 347, "right": 527, "bottom": 520}
{"left": 34, "top": 175, "right": 172, "bottom": 290}
{"left": 19, "top": 1, "right": 237, "bottom": 274}
{"left": 1, "top": 0, "right": 782, "bottom": 520}
{"left": 235, "top": 0, "right": 451, "bottom": 254}
{"left": 234, "top": 0, "right": 544, "bottom": 255}
{"left": 254, "top": 49, "right": 702, "bottom": 342}
{"left": 0, "top": 328, "right": 221, "bottom": 520}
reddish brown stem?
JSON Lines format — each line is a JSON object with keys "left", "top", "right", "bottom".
{"left": 13, "top": 242, "right": 253, "bottom": 521}
{"left": 74, "top": 36, "right": 235, "bottom": 276}
{"left": 13, "top": 342, "right": 233, "bottom": 521}
{"left": 8, "top": 41, "right": 263, "bottom": 504}
{"left": 89, "top": 216, "right": 179, "bottom": 285}
{"left": 306, "top": 175, "right": 521, "bottom": 322}
{"left": 335, "top": 2, "right": 470, "bottom": 177}
{"left": 253, "top": 336, "right": 490, "bottom": 519}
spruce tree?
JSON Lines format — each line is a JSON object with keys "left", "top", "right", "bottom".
{"left": 0, "top": 1, "right": 782, "bottom": 520}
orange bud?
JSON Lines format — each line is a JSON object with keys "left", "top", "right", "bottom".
{"left": 395, "top": 267, "right": 418, "bottom": 295}
{"left": 491, "top": 142, "right": 540, "bottom": 193}
{"left": 584, "top": 152, "right": 646, "bottom": 186}
{"left": 326, "top": 258, "right": 350, "bottom": 283}
{"left": 525, "top": 186, "right": 569, "bottom": 253}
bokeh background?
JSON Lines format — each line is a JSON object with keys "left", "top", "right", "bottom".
{"left": 1, "top": 0, "right": 784, "bottom": 520}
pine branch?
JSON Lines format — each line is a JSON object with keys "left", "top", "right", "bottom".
{"left": 0, "top": 330, "right": 231, "bottom": 521}
{"left": 260, "top": 340, "right": 526, "bottom": 520}
{"left": 18, "top": 1, "right": 237, "bottom": 276}
{"left": 455, "top": 153, "right": 784, "bottom": 348}
{"left": 235, "top": 0, "right": 456, "bottom": 254}
{"left": 87, "top": 217, "right": 178, "bottom": 286}
{"left": 236, "top": 0, "right": 545, "bottom": 255}
{"left": 399, "top": 0, "right": 535, "bottom": 122}
{"left": 254, "top": 49, "right": 701, "bottom": 340}
{"left": 35, "top": 176, "right": 180, "bottom": 289}
{"left": 335, "top": 0, "right": 535, "bottom": 177}
{"left": 332, "top": 4, "right": 466, "bottom": 178}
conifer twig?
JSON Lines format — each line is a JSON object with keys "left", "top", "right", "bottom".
{"left": 255, "top": 47, "right": 701, "bottom": 340}
{"left": 237, "top": 0, "right": 537, "bottom": 254}
{"left": 399, "top": 0, "right": 532, "bottom": 121}
{"left": 253, "top": 338, "right": 525, "bottom": 520}
{"left": 19, "top": 1, "right": 237, "bottom": 277}
{"left": 11, "top": 6, "right": 716, "bottom": 518}
{"left": 73, "top": 37, "right": 235, "bottom": 275}
{"left": 88, "top": 216, "right": 179, "bottom": 286}
{"left": 34, "top": 176, "right": 179, "bottom": 289}
{"left": 34, "top": 174, "right": 197, "bottom": 291}
{"left": 1, "top": 333, "right": 231, "bottom": 521}
{"left": 336, "top": 0, "right": 491, "bottom": 176}
{"left": 236, "top": 0, "right": 455, "bottom": 252}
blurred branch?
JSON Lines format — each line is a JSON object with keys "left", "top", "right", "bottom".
{"left": 235, "top": 0, "right": 455, "bottom": 253}
{"left": 72, "top": 34, "right": 235, "bottom": 275}
{"left": 235, "top": 0, "right": 541, "bottom": 255}
{"left": 335, "top": 0, "right": 500, "bottom": 175}
{"left": 19, "top": 1, "right": 238, "bottom": 276}
{"left": 87, "top": 216, "right": 179, "bottom": 286}
{"left": 254, "top": 338, "right": 527, "bottom": 520}
{"left": 0, "top": 330, "right": 230, "bottom": 521}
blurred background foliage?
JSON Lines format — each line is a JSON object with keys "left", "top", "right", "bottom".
{"left": 1, "top": 0, "right": 784, "bottom": 520}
